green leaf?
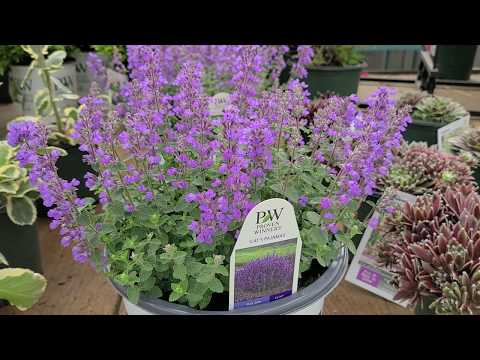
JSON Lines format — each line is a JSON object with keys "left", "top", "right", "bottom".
{"left": 126, "top": 286, "right": 140, "bottom": 304}
{"left": 45, "top": 50, "right": 66, "bottom": 69}
{"left": 0, "top": 252, "right": 8, "bottom": 266}
{"left": 171, "top": 279, "right": 188, "bottom": 295}
{"left": 0, "top": 181, "right": 20, "bottom": 194}
{"left": 0, "top": 165, "right": 21, "bottom": 180}
{"left": 168, "top": 291, "right": 183, "bottom": 302}
{"left": 0, "top": 268, "right": 47, "bottom": 311}
{"left": 0, "top": 142, "right": 13, "bottom": 167}
{"left": 335, "top": 233, "right": 357, "bottom": 254}
{"left": 6, "top": 196, "right": 36, "bottom": 225}
{"left": 208, "top": 277, "right": 224, "bottom": 293}
{"left": 304, "top": 211, "right": 321, "bottom": 225}
{"left": 173, "top": 262, "right": 187, "bottom": 280}
{"left": 46, "top": 146, "right": 68, "bottom": 156}
{"left": 60, "top": 93, "right": 79, "bottom": 100}
{"left": 308, "top": 226, "right": 329, "bottom": 244}
{"left": 270, "top": 182, "right": 286, "bottom": 197}
{"left": 147, "top": 286, "right": 163, "bottom": 299}
{"left": 50, "top": 75, "right": 72, "bottom": 95}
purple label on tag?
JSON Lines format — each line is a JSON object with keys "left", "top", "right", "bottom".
{"left": 356, "top": 266, "right": 381, "bottom": 287}
{"left": 234, "top": 290, "right": 292, "bottom": 309}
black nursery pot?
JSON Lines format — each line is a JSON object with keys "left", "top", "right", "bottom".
{"left": 403, "top": 120, "right": 445, "bottom": 146}
{"left": 0, "top": 72, "right": 12, "bottom": 104}
{"left": 352, "top": 193, "right": 382, "bottom": 252}
{"left": 36, "top": 143, "right": 96, "bottom": 217}
{"left": 435, "top": 45, "right": 477, "bottom": 81}
{"left": 305, "top": 64, "right": 365, "bottom": 98}
{"left": 474, "top": 167, "right": 480, "bottom": 186}
{"left": 414, "top": 296, "right": 437, "bottom": 315}
{"left": 0, "top": 212, "right": 42, "bottom": 273}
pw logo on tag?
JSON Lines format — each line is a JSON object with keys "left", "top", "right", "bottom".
{"left": 256, "top": 208, "right": 284, "bottom": 224}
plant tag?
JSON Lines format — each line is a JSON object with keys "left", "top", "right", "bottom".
{"left": 345, "top": 190, "right": 417, "bottom": 308}
{"left": 437, "top": 114, "right": 470, "bottom": 153}
{"left": 228, "top": 198, "right": 302, "bottom": 310}
{"left": 209, "top": 92, "right": 230, "bottom": 116}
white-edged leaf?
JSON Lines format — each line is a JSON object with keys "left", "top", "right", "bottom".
{"left": 0, "top": 268, "right": 47, "bottom": 311}
{"left": 0, "top": 252, "right": 8, "bottom": 266}
{"left": 6, "top": 196, "right": 37, "bottom": 225}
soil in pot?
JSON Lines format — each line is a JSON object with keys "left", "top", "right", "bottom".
{"left": 305, "top": 64, "right": 364, "bottom": 98}
{"left": 36, "top": 142, "right": 96, "bottom": 217}
{"left": 435, "top": 45, "right": 477, "bottom": 81}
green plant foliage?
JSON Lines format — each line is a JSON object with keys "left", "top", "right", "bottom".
{"left": 310, "top": 45, "right": 365, "bottom": 67}
{"left": 13, "top": 45, "right": 79, "bottom": 145}
{"left": 0, "top": 267, "right": 47, "bottom": 311}
{"left": 0, "top": 140, "right": 38, "bottom": 225}
{"left": 91, "top": 45, "right": 127, "bottom": 63}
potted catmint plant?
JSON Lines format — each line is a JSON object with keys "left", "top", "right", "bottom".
{"left": 0, "top": 140, "right": 41, "bottom": 275}
{"left": 1, "top": 45, "right": 78, "bottom": 115}
{"left": 8, "top": 46, "right": 410, "bottom": 315}
{"left": 401, "top": 94, "right": 470, "bottom": 145}
{"left": 304, "top": 45, "right": 366, "bottom": 98}
{"left": 0, "top": 251, "right": 46, "bottom": 311}
{"left": 11, "top": 45, "right": 94, "bottom": 216}
{"left": 449, "top": 128, "right": 480, "bottom": 185}
{"left": 377, "top": 184, "right": 480, "bottom": 314}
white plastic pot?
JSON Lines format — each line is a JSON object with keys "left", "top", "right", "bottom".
{"left": 112, "top": 247, "right": 348, "bottom": 315}
{"left": 73, "top": 51, "right": 94, "bottom": 97}
{"left": 8, "top": 62, "right": 78, "bottom": 115}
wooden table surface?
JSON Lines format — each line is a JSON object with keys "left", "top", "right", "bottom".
{"left": 1, "top": 78, "right": 479, "bottom": 315}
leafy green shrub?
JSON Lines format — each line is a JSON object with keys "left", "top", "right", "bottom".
{"left": 310, "top": 45, "right": 365, "bottom": 67}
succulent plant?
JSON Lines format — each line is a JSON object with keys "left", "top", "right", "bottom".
{"left": 412, "top": 96, "right": 468, "bottom": 124}
{"left": 396, "top": 91, "right": 429, "bottom": 109}
{"left": 379, "top": 184, "right": 480, "bottom": 314}
{"left": 377, "top": 141, "right": 476, "bottom": 195}
{"left": 449, "top": 128, "right": 480, "bottom": 163}
{"left": 0, "top": 141, "right": 38, "bottom": 225}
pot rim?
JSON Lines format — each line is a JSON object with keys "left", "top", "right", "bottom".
{"left": 110, "top": 247, "right": 349, "bottom": 315}
{"left": 307, "top": 63, "right": 367, "bottom": 72}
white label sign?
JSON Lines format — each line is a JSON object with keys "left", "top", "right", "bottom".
{"left": 437, "top": 115, "right": 470, "bottom": 154}
{"left": 209, "top": 92, "right": 230, "bottom": 116}
{"left": 346, "top": 190, "right": 417, "bottom": 308}
{"left": 228, "top": 198, "right": 302, "bottom": 310}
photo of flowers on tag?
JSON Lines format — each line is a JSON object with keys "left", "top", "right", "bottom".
{"left": 233, "top": 238, "right": 297, "bottom": 309}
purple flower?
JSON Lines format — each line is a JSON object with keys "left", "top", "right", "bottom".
{"left": 320, "top": 197, "right": 332, "bottom": 209}
{"left": 368, "top": 216, "right": 380, "bottom": 229}
{"left": 298, "top": 195, "right": 308, "bottom": 207}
